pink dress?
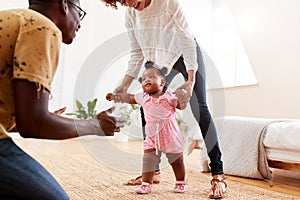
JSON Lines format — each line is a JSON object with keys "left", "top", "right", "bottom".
{"left": 134, "top": 91, "right": 184, "bottom": 154}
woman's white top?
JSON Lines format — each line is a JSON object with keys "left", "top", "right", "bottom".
{"left": 125, "top": 0, "right": 197, "bottom": 78}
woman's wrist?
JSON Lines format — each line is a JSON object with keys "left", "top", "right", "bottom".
{"left": 120, "top": 75, "right": 134, "bottom": 90}
{"left": 187, "top": 70, "right": 195, "bottom": 85}
{"left": 187, "top": 80, "right": 194, "bottom": 86}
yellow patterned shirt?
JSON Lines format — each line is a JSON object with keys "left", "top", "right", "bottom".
{"left": 0, "top": 9, "right": 62, "bottom": 139}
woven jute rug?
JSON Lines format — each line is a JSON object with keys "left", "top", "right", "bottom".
{"left": 13, "top": 137, "right": 299, "bottom": 200}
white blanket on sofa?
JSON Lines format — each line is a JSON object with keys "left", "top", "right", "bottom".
{"left": 200, "top": 116, "right": 278, "bottom": 179}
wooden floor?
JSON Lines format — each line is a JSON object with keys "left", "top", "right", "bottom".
{"left": 12, "top": 135, "right": 300, "bottom": 198}
{"left": 226, "top": 169, "right": 300, "bottom": 197}
{"left": 183, "top": 146, "right": 300, "bottom": 197}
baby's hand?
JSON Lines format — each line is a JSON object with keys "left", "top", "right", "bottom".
{"left": 106, "top": 93, "right": 114, "bottom": 101}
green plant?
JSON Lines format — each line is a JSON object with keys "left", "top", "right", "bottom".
{"left": 119, "top": 104, "right": 140, "bottom": 126}
{"left": 66, "top": 98, "right": 97, "bottom": 119}
{"left": 175, "top": 111, "right": 188, "bottom": 134}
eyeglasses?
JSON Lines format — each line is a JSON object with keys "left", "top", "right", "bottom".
{"left": 67, "top": 0, "right": 87, "bottom": 21}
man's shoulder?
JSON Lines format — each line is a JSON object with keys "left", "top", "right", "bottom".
{"left": 0, "top": 9, "right": 39, "bottom": 19}
{"left": 1, "top": 9, "right": 59, "bottom": 32}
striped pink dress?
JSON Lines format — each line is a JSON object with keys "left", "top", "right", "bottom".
{"left": 134, "top": 91, "right": 184, "bottom": 154}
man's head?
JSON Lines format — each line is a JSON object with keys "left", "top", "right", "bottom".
{"left": 29, "top": 0, "right": 86, "bottom": 44}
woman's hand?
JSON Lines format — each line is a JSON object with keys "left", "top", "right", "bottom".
{"left": 174, "top": 81, "right": 193, "bottom": 109}
{"left": 113, "top": 86, "right": 128, "bottom": 103}
{"left": 174, "top": 69, "right": 195, "bottom": 109}
{"left": 106, "top": 92, "right": 131, "bottom": 103}
{"left": 113, "top": 75, "right": 135, "bottom": 103}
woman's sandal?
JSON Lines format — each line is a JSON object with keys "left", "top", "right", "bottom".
{"left": 126, "top": 175, "right": 143, "bottom": 185}
{"left": 126, "top": 172, "right": 161, "bottom": 185}
{"left": 208, "top": 176, "right": 227, "bottom": 199}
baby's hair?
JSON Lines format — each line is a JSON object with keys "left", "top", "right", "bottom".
{"left": 138, "top": 61, "right": 168, "bottom": 83}
{"left": 145, "top": 61, "right": 167, "bottom": 79}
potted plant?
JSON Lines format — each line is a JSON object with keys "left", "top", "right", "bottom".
{"left": 66, "top": 98, "right": 98, "bottom": 119}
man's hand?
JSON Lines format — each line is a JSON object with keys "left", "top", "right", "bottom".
{"left": 53, "top": 107, "right": 67, "bottom": 115}
{"left": 96, "top": 107, "right": 125, "bottom": 136}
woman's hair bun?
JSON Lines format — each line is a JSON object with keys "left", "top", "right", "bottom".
{"left": 160, "top": 67, "right": 168, "bottom": 76}
{"left": 145, "top": 61, "right": 155, "bottom": 69}
{"left": 138, "top": 77, "right": 143, "bottom": 83}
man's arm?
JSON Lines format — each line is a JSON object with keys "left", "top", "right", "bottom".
{"left": 13, "top": 79, "right": 123, "bottom": 139}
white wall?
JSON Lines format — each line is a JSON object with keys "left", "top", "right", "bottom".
{"left": 2, "top": 0, "right": 300, "bottom": 119}
{"left": 51, "top": 0, "right": 127, "bottom": 112}
{"left": 216, "top": 0, "right": 300, "bottom": 119}
{"left": 57, "top": 0, "right": 214, "bottom": 114}
{"left": 0, "top": 0, "right": 127, "bottom": 112}
{"left": 0, "top": 0, "right": 27, "bottom": 9}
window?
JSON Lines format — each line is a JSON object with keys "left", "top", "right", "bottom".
{"left": 181, "top": 0, "right": 257, "bottom": 89}
{"left": 210, "top": 0, "right": 257, "bottom": 88}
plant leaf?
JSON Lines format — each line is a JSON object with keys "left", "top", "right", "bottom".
{"left": 87, "top": 98, "right": 97, "bottom": 118}
{"left": 76, "top": 99, "right": 84, "bottom": 110}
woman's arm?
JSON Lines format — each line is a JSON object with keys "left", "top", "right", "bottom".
{"left": 169, "top": 0, "right": 198, "bottom": 73}
{"left": 174, "top": 69, "right": 195, "bottom": 110}
{"left": 114, "top": 75, "right": 135, "bottom": 94}
{"left": 125, "top": 9, "right": 145, "bottom": 80}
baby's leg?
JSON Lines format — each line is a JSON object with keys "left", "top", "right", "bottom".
{"left": 142, "top": 149, "right": 161, "bottom": 183}
{"left": 167, "top": 152, "right": 186, "bottom": 193}
{"left": 166, "top": 152, "right": 185, "bottom": 181}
